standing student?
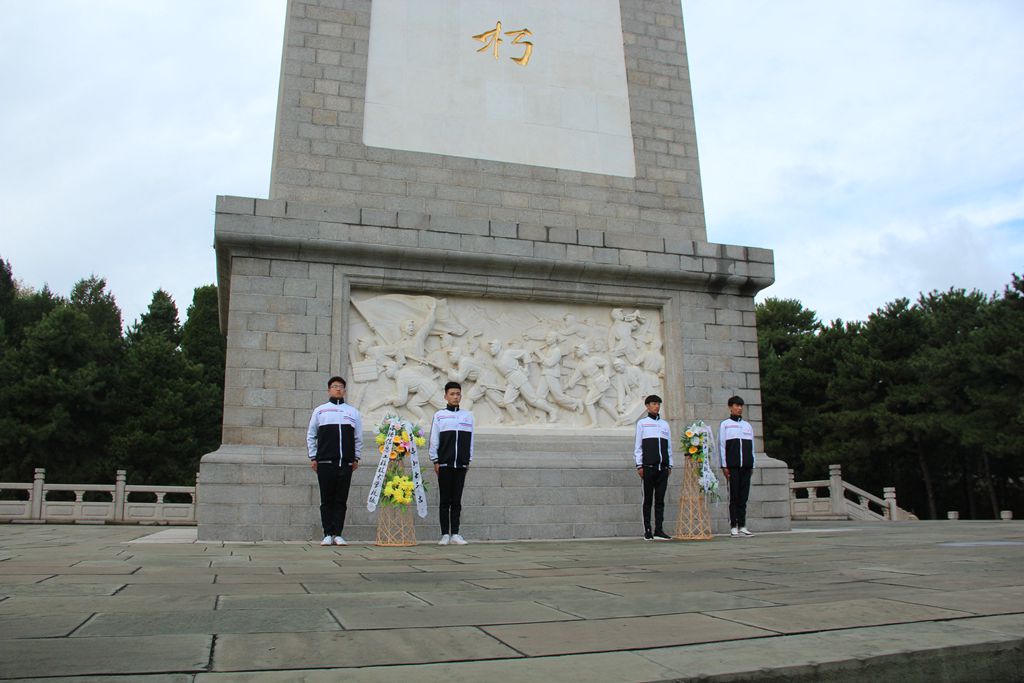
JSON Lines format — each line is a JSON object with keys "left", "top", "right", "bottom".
{"left": 719, "top": 395, "right": 756, "bottom": 537}
{"left": 306, "top": 376, "right": 362, "bottom": 546}
{"left": 429, "top": 381, "right": 474, "bottom": 545}
{"left": 634, "top": 394, "right": 673, "bottom": 540}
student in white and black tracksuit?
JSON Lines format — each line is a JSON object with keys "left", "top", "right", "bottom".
{"left": 306, "top": 376, "right": 362, "bottom": 544}
{"left": 429, "top": 381, "right": 474, "bottom": 545}
{"left": 719, "top": 395, "right": 756, "bottom": 536}
{"left": 634, "top": 394, "right": 673, "bottom": 540}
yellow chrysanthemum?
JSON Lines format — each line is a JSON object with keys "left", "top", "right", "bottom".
{"left": 375, "top": 434, "right": 385, "bottom": 445}
{"left": 415, "top": 437, "right": 426, "bottom": 447}
{"left": 401, "top": 431, "right": 410, "bottom": 441}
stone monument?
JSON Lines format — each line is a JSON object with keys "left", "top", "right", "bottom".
{"left": 198, "top": 0, "right": 790, "bottom": 541}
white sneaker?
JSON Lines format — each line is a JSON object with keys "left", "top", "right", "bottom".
{"left": 333, "top": 536, "right": 347, "bottom": 545}
{"left": 320, "top": 535, "right": 333, "bottom": 546}
{"left": 450, "top": 534, "right": 468, "bottom": 545}
{"left": 739, "top": 527, "right": 754, "bottom": 536}
{"left": 438, "top": 534, "right": 451, "bottom": 546}
{"left": 730, "top": 527, "right": 739, "bottom": 537}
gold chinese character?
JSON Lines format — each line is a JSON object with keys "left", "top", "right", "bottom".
{"left": 505, "top": 28, "right": 533, "bottom": 66}
{"left": 472, "top": 21, "right": 503, "bottom": 60}
{"left": 472, "top": 22, "right": 533, "bottom": 66}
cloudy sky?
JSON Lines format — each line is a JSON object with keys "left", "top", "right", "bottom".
{"left": 2, "top": 1, "right": 1021, "bottom": 327}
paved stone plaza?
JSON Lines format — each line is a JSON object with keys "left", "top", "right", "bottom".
{"left": 1, "top": 522, "right": 1022, "bottom": 681}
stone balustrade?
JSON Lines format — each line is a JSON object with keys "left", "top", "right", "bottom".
{"left": 0, "top": 468, "right": 197, "bottom": 525}
{"left": 790, "top": 464, "right": 918, "bottom": 521}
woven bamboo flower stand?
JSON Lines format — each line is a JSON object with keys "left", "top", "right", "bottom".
{"left": 674, "top": 457, "right": 713, "bottom": 540}
{"left": 375, "top": 504, "right": 417, "bottom": 546}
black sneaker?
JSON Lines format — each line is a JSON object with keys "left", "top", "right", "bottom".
{"left": 643, "top": 530, "right": 654, "bottom": 540}
{"left": 653, "top": 530, "right": 672, "bottom": 541}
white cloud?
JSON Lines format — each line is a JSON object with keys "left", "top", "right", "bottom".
{"left": 685, "top": 0, "right": 1024, "bottom": 320}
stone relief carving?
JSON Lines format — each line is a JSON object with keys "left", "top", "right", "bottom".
{"left": 348, "top": 292, "right": 664, "bottom": 428}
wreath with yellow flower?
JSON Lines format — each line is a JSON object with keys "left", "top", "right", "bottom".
{"left": 373, "top": 414, "right": 428, "bottom": 510}
{"left": 374, "top": 414, "right": 427, "bottom": 462}
{"left": 381, "top": 471, "right": 416, "bottom": 508}
{"left": 683, "top": 420, "right": 720, "bottom": 499}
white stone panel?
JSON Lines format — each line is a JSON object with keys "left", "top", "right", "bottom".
{"left": 364, "top": 0, "right": 636, "bottom": 177}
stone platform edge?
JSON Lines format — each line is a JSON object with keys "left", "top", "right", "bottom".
{"left": 197, "top": 440, "right": 791, "bottom": 542}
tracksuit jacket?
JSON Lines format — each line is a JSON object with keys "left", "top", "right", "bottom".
{"left": 719, "top": 416, "right": 756, "bottom": 468}
{"left": 429, "top": 407, "right": 474, "bottom": 468}
{"left": 306, "top": 398, "right": 362, "bottom": 464}
{"left": 634, "top": 413, "right": 673, "bottom": 470}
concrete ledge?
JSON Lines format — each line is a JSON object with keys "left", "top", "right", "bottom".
{"left": 198, "top": 439, "right": 790, "bottom": 542}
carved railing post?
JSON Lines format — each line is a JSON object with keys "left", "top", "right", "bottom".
{"left": 30, "top": 468, "right": 45, "bottom": 520}
{"left": 883, "top": 487, "right": 897, "bottom": 520}
{"left": 114, "top": 470, "right": 127, "bottom": 522}
{"left": 828, "top": 464, "right": 844, "bottom": 516}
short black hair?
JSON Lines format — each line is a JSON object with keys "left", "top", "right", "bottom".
{"left": 328, "top": 376, "right": 346, "bottom": 388}
{"left": 727, "top": 395, "right": 744, "bottom": 406}
{"left": 644, "top": 394, "right": 662, "bottom": 405}
{"left": 444, "top": 381, "right": 462, "bottom": 392}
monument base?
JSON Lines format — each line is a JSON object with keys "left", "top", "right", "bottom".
{"left": 198, "top": 434, "right": 791, "bottom": 542}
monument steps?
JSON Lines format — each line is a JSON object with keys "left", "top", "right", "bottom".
{"left": 197, "top": 434, "right": 790, "bottom": 542}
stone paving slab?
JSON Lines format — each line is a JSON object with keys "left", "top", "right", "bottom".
{"left": 0, "top": 634, "right": 212, "bottom": 679}
{"left": 483, "top": 612, "right": 775, "bottom": 656}
{"left": 721, "top": 566, "right": 912, "bottom": 587}
{"left": 43, "top": 572, "right": 216, "bottom": 584}
{"left": 0, "top": 594, "right": 217, "bottom": 616}
{"left": 0, "top": 582, "right": 124, "bottom": 596}
{"left": 460, "top": 573, "right": 639, "bottom": 589}
{"left": 735, "top": 581, "right": 931, "bottom": 605}
{"left": 74, "top": 608, "right": 341, "bottom": 637}
{"left": 589, "top": 574, "right": 772, "bottom": 594}
{"left": 532, "top": 590, "right": 776, "bottom": 619}
{"left": 218, "top": 590, "right": 425, "bottom": 611}
{"left": 707, "top": 597, "right": 971, "bottom": 634}
{"left": 409, "top": 585, "right": 633, "bottom": 606}
{"left": 889, "top": 585, "right": 1024, "bottom": 616}
{"left": 0, "top": 613, "right": 89, "bottom": 639}
{"left": 212, "top": 627, "right": 522, "bottom": 671}
{"left": 861, "top": 571, "right": 1024, "bottom": 590}
{"left": 116, "top": 582, "right": 309, "bottom": 596}
{"left": 331, "top": 600, "right": 577, "bottom": 629}
{"left": 193, "top": 651, "right": 680, "bottom": 683}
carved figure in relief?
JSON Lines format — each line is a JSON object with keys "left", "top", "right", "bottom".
{"left": 640, "top": 334, "right": 665, "bottom": 391}
{"left": 608, "top": 308, "right": 646, "bottom": 363}
{"left": 393, "top": 299, "right": 438, "bottom": 364}
{"left": 612, "top": 357, "right": 647, "bottom": 425}
{"left": 367, "top": 361, "right": 444, "bottom": 423}
{"left": 445, "top": 346, "right": 506, "bottom": 420}
{"left": 355, "top": 336, "right": 391, "bottom": 364}
{"left": 533, "top": 331, "right": 583, "bottom": 413}
{"left": 488, "top": 339, "right": 558, "bottom": 423}
{"left": 567, "top": 343, "right": 620, "bottom": 426}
